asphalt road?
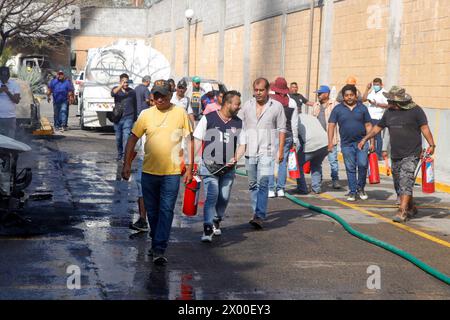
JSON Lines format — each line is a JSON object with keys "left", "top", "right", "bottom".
{"left": 0, "top": 100, "right": 449, "bottom": 300}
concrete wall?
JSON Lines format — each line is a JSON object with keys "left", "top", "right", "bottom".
{"left": 70, "top": 0, "right": 450, "bottom": 179}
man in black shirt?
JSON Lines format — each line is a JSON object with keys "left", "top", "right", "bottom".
{"left": 358, "top": 86, "right": 436, "bottom": 223}
{"left": 193, "top": 91, "right": 246, "bottom": 242}
{"left": 111, "top": 73, "right": 137, "bottom": 162}
{"left": 289, "top": 82, "right": 313, "bottom": 113}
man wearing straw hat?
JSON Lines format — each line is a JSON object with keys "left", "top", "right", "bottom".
{"left": 358, "top": 86, "right": 436, "bottom": 223}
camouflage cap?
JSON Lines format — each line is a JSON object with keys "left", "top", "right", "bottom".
{"left": 383, "top": 86, "right": 417, "bottom": 110}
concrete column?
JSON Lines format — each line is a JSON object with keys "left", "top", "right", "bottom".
{"left": 305, "top": 0, "right": 315, "bottom": 100}
{"left": 183, "top": 0, "right": 190, "bottom": 77}
{"left": 385, "top": 0, "right": 403, "bottom": 89}
{"left": 170, "top": 0, "right": 176, "bottom": 75}
{"left": 318, "top": 0, "right": 334, "bottom": 86}
{"left": 147, "top": 5, "right": 153, "bottom": 47}
{"left": 242, "top": 0, "right": 253, "bottom": 102}
{"left": 218, "top": 0, "right": 226, "bottom": 82}
{"left": 280, "top": 11, "right": 287, "bottom": 77}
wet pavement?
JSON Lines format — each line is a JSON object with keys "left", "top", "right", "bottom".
{"left": 1, "top": 103, "right": 450, "bottom": 300}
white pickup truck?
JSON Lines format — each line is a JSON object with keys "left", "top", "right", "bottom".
{"left": 79, "top": 40, "right": 171, "bottom": 129}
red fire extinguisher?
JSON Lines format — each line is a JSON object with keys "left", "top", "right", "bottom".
{"left": 421, "top": 154, "right": 435, "bottom": 193}
{"left": 182, "top": 165, "right": 201, "bottom": 216}
{"left": 288, "top": 148, "right": 301, "bottom": 179}
{"left": 303, "top": 161, "right": 311, "bottom": 174}
{"left": 368, "top": 152, "right": 380, "bottom": 184}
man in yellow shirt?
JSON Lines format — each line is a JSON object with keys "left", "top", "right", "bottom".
{"left": 122, "top": 79, "right": 194, "bottom": 265}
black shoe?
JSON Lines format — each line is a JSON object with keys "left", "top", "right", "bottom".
{"left": 201, "top": 224, "right": 214, "bottom": 242}
{"left": 291, "top": 189, "right": 309, "bottom": 195}
{"left": 249, "top": 216, "right": 263, "bottom": 230}
{"left": 130, "top": 217, "right": 149, "bottom": 232}
{"left": 153, "top": 253, "right": 168, "bottom": 265}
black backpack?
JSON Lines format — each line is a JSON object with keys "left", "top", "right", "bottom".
{"left": 106, "top": 101, "right": 124, "bottom": 124}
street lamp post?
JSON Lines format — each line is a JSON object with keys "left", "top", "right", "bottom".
{"left": 184, "top": 9, "right": 194, "bottom": 77}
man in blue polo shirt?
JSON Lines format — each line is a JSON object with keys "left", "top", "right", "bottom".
{"left": 47, "top": 70, "right": 74, "bottom": 132}
{"left": 328, "top": 84, "right": 374, "bottom": 201}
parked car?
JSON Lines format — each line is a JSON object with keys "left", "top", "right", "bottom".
{"left": 13, "top": 78, "right": 40, "bottom": 129}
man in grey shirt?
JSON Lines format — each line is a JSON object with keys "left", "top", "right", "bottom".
{"left": 134, "top": 75, "right": 151, "bottom": 116}
{"left": 294, "top": 113, "right": 329, "bottom": 194}
{"left": 238, "top": 78, "right": 286, "bottom": 230}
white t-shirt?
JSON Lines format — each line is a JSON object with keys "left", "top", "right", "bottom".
{"left": 193, "top": 114, "right": 246, "bottom": 145}
{"left": 367, "top": 88, "right": 388, "bottom": 120}
{"left": 171, "top": 95, "right": 193, "bottom": 114}
{"left": 0, "top": 79, "right": 20, "bottom": 118}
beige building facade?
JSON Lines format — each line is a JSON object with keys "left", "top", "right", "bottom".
{"left": 71, "top": 0, "right": 449, "bottom": 181}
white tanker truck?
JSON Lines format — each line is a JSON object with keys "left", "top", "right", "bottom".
{"left": 78, "top": 39, "right": 171, "bottom": 129}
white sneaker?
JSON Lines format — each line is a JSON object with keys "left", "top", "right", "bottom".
{"left": 358, "top": 190, "right": 369, "bottom": 200}
{"left": 277, "top": 189, "right": 285, "bottom": 197}
{"left": 201, "top": 233, "right": 213, "bottom": 242}
{"left": 213, "top": 224, "right": 222, "bottom": 236}
{"left": 201, "top": 225, "right": 214, "bottom": 242}
{"left": 213, "top": 219, "right": 222, "bottom": 236}
{"left": 268, "top": 190, "right": 276, "bottom": 198}
{"left": 347, "top": 193, "right": 356, "bottom": 202}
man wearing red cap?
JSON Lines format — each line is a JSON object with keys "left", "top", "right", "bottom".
{"left": 268, "top": 77, "right": 299, "bottom": 198}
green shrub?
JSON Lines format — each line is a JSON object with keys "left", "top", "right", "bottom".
{"left": 17, "top": 65, "right": 43, "bottom": 94}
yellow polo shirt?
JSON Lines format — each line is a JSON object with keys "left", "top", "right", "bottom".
{"left": 132, "top": 104, "right": 192, "bottom": 175}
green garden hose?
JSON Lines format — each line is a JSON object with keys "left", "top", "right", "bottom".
{"left": 235, "top": 169, "right": 450, "bottom": 286}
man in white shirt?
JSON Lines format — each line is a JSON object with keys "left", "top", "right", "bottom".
{"left": 238, "top": 78, "right": 286, "bottom": 230}
{"left": 362, "top": 77, "right": 389, "bottom": 158}
{"left": 0, "top": 66, "right": 21, "bottom": 138}
{"left": 171, "top": 79, "right": 195, "bottom": 126}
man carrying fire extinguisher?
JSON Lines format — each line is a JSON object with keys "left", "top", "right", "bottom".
{"left": 358, "top": 86, "right": 436, "bottom": 223}
{"left": 193, "top": 91, "right": 246, "bottom": 242}
{"left": 121, "top": 80, "right": 194, "bottom": 265}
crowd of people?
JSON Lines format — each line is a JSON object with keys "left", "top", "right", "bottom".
{"left": 0, "top": 63, "right": 437, "bottom": 267}
{"left": 106, "top": 73, "right": 436, "bottom": 266}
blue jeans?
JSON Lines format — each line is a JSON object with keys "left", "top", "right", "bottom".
{"left": 372, "top": 119, "right": 383, "bottom": 159}
{"left": 341, "top": 142, "right": 369, "bottom": 195}
{"left": 200, "top": 164, "right": 236, "bottom": 226}
{"left": 269, "top": 137, "right": 293, "bottom": 191}
{"left": 296, "top": 146, "right": 328, "bottom": 193}
{"left": 245, "top": 155, "right": 274, "bottom": 219}
{"left": 134, "top": 136, "right": 146, "bottom": 198}
{"left": 328, "top": 145, "right": 339, "bottom": 182}
{"left": 141, "top": 173, "right": 181, "bottom": 254}
{"left": 53, "top": 101, "right": 68, "bottom": 128}
{"left": 114, "top": 116, "right": 134, "bottom": 160}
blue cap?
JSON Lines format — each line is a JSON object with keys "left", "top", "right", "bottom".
{"left": 315, "top": 85, "right": 330, "bottom": 94}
